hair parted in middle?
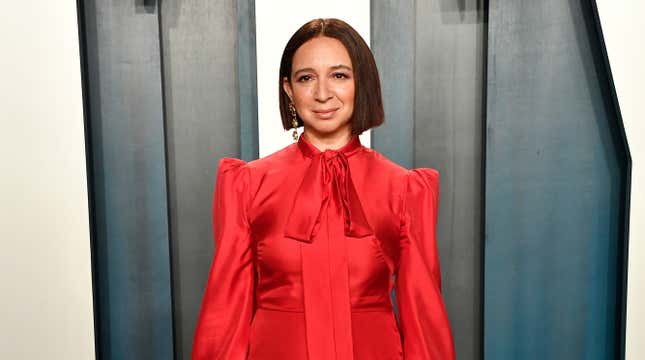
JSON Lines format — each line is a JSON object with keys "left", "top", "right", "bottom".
{"left": 278, "top": 18, "right": 385, "bottom": 136}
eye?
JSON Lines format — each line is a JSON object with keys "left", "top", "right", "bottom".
{"left": 333, "top": 72, "right": 350, "bottom": 79}
{"left": 297, "top": 74, "right": 313, "bottom": 82}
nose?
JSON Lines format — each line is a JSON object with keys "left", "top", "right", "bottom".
{"left": 314, "top": 77, "right": 332, "bottom": 102}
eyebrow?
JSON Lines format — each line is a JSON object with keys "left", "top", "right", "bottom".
{"left": 293, "top": 64, "right": 353, "bottom": 77}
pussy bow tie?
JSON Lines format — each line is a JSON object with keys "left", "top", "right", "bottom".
{"left": 284, "top": 134, "right": 373, "bottom": 242}
{"left": 284, "top": 133, "right": 373, "bottom": 360}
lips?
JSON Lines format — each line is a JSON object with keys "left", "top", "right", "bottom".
{"left": 313, "top": 108, "right": 339, "bottom": 114}
{"left": 312, "top": 108, "right": 339, "bottom": 119}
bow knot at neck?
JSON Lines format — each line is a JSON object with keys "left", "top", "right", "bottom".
{"left": 284, "top": 133, "right": 373, "bottom": 243}
{"left": 321, "top": 150, "right": 348, "bottom": 185}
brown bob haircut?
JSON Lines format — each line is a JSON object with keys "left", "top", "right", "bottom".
{"left": 278, "top": 18, "right": 384, "bottom": 135}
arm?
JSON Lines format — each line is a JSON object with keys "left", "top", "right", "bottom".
{"left": 191, "top": 158, "right": 255, "bottom": 360}
{"left": 395, "top": 168, "right": 455, "bottom": 360}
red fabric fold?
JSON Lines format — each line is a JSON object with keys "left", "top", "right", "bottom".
{"left": 284, "top": 134, "right": 373, "bottom": 243}
{"left": 284, "top": 133, "right": 373, "bottom": 360}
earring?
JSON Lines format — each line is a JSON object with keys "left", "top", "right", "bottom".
{"left": 288, "top": 102, "right": 299, "bottom": 141}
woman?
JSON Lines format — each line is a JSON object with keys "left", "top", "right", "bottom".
{"left": 192, "top": 18, "right": 455, "bottom": 360}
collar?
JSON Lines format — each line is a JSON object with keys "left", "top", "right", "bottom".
{"left": 296, "top": 132, "right": 364, "bottom": 159}
{"left": 285, "top": 132, "right": 372, "bottom": 243}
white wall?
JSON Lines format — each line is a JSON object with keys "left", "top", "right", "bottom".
{"left": 0, "top": 2, "right": 96, "bottom": 360}
{"left": 255, "top": 0, "right": 371, "bottom": 157}
{"left": 594, "top": 2, "right": 645, "bottom": 359}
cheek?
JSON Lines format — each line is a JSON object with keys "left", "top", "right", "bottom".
{"left": 337, "top": 82, "right": 355, "bottom": 97}
{"left": 293, "top": 87, "right": 315, "bottom": 104}
{"left": 339, "top": 86, "right": 355, "bottom": 103}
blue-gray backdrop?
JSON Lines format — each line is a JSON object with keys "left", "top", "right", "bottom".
{"left": 79, "top": 1, "right": 629, "bottom": 359}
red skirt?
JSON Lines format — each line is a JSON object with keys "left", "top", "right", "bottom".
{"left": 248, "top": 308, "right": 403, "bottom": 359}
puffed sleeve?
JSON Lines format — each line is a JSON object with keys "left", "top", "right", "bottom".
{"left": 395, "top": 168, "right": 455, "bottom": 359}
{"left": 191, "top": 158, "right": 255, "bottom": 360}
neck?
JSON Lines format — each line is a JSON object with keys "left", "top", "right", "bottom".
{"left": 302, "top": 126, "right": 353, "bottom": 152}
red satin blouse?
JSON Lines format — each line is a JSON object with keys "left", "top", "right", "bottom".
{"left": 191, "top": 133, "right": 455, "bottom": 360}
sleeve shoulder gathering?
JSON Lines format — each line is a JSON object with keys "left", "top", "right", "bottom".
{"left": 395, "top": 168, "right": 455, "bottom": 360}
{"left": 191, "top": 157, "right": 255, "bottom": 360}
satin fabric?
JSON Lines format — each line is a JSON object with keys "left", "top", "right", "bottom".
{"left": 192, "top": 133, "right": 455, "bottom": 360}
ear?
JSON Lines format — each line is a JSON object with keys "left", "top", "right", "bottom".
{"left": 282, "top": 76, "right": 293, "bottom": 102}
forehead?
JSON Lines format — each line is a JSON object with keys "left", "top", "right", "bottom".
{"left": 292, "top": 36, "right": 352, "bottom": 68}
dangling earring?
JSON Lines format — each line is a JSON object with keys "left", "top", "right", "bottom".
{"left": 288, "top": 101, "right": 299, "bottom": 141}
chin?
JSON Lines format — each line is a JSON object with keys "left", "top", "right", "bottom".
{"left": 304, "top": 114, "right": 352, "bottom": 135}
{"left": 307, "top": 121, "right": 350, "bottom": 136}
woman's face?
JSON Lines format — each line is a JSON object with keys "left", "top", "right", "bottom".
{"left": 283, "top": 36, "right": 355, "bottom": 138}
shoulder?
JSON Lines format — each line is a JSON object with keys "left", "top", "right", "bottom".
{"left": 358, "top": 147, "right": 409, "bottom": 179}
{"left": 217, "top": 157, "right": 248, "bottom": 173}
{"left": 406, "top": 168, "right": 440, "bottom": 190}
{"left": 401, "top": 167, "right": 440, "bottom": 210}
{"left": 215, "top": 157, "right": 251, "bottom": 193}
{"left": 214, "top": 143, "right": 301, "bottom": 205}
{"left": 217, "top": 142, "right": 300, "bottom": 177}
{"left": 246, "top": 142, "right": 300, "bottom": 172}
{"left": 362, "top": 147, "right": 439, "bottom": 203}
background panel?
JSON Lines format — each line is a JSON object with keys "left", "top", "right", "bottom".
{"left": 373, "top": 1, "right": 486, "bottom": 359}
{"left": 82, "top": 1, "right": 174, "bottom": 359}
{"left": 159, "top": 1, "right": 248, "bottom": 359}
{"left": 594, "top": 2, "right": 644, "bottom": 359}
{"left": 484, "top": 0, "right": 629, "bottom": 358}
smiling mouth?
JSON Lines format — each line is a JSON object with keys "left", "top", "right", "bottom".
{"left": 313, "top": 108, "right": 339, "bottom": 114}
{"left": 312, "top": 108, "right": 339, "bottom": 119}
